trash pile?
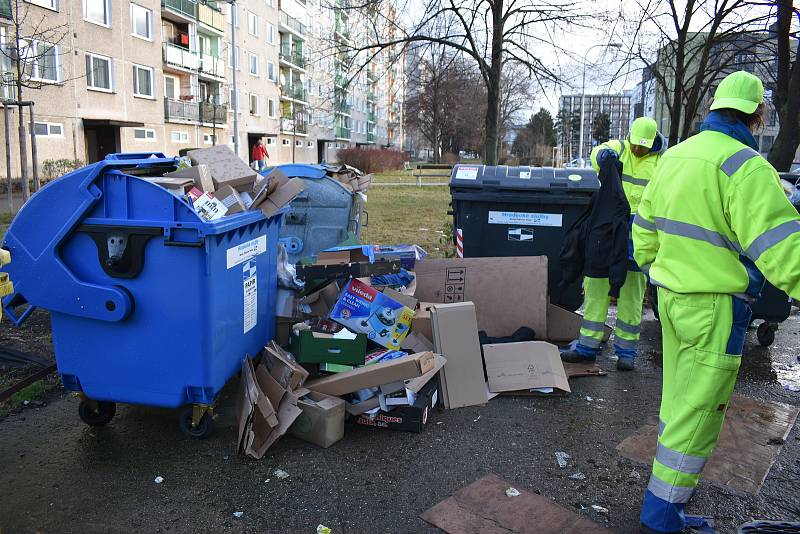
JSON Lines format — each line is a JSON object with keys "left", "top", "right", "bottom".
{"left": 237, "top": 247, "right": 611, "bottom": 459}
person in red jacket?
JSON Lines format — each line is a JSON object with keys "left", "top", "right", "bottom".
{"left": 251, "top": 139, "right": 269, "bottom": 171}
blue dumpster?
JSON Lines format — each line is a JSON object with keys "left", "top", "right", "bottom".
{"left": 0, "top": 153, "right": 280, "bottom": 438}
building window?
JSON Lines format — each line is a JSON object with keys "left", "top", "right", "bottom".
{"left": 164, "top": 75, "right": 177, "bottom": 100}
{"left": 248, "top": 52, "right": 259, "bottom": 76}
{"left": 229, "top": 88, "right": 241, "bottom": 112}
{"left": 130, "top": 4, "right": 152, "bottom": 40}
{"left": 761, "top": 135, "right": 774, "bottom": 153}
{"left": 266, "top": 23, "right": 275, "bottom": 45}
{"left": 203, "top": 133, "right": 217, "bottom": 145}
{"left": 268, "top": 98, "right": 276, "bottom": 118}
{"left": 307, "top": 141, "right": 313, "bottom": 148}
{"left": 133, "top": 128, "right": 155, "bottom": 141}
{"left": 247, "top": 11, "right": 259, "bottom": 36}
{"left": 171, "top": 131, "right": 189, "bottom": 143}
{"left": 266, "top": 61, "right": 276, "bottom": 82}
{"left": 249, "top": 93, "right": 260, "bottom": 115}
{"left": 132, "top": 64, "right": 154, "bottom": 98}
{"left": 266, "top": 137, "right": 276, "bottom": 146}
{"left": 265, "top": 0, "right": 275, "bottom": 7}
{"left": 24, "top": 41, "right": 61, "bottom": 83}
{"left": 84, "top": 0, "right": 110, "bottom": 26}
{"left": 34, "top": 122, "right": 63, "bottom": 137}
{"left": 295, "top": 140, "right": 302, "bottom": 147}
{"left": 229, "top": 46, "right": 241, "bottom": 71}
{"left": 282, "top": 139, "right": 289, "bottom": 146}
{"left": 26, "top": 0, "right": 58, "bottom": 10}
{"left": 226, "top": 2, "right": 239, "bottom": 26}
{"left": 85, "top": 53, "right": 112, "bottom": 91}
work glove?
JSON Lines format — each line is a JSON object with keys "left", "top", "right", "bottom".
{"left": 595, "top": 148, "right": 618, "bottom": 166}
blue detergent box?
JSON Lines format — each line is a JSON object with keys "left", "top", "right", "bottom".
{"left": 330, "top": 278, "right": 415, "bottom": 350}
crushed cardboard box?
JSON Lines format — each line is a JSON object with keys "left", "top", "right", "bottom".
{"left": 249, "top": 168, "right": 305, "bottom": 218}
{"left": 215, "top": 185, "right": 248, "bottom": 215}
{"left": 188, "top": 145, "right": 258, "bottom": 190}
{"left": 289, "top": 391, "right": 346, "bottom": 448}
{"left": 306, "top": 351, "right": 435, "bottom": 396}
{"left": 163, "top": 164, "right": 214, "bottom": 192}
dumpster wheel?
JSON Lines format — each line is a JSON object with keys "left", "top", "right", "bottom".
{"left": 757, "top": 322, "right": 777, "bottom": 347}
{"left": 77, "top": 397, "right": 117, "bottom": 427}
{"left": 178, "top": 405, "right": 215, "bottom": 440}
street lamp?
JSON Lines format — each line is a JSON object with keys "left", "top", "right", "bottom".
{"left": 578, "top": 42, "right": 622, "bottom": 166}
{"left": 225, "top": 0, "right": 240, "bottom": 158}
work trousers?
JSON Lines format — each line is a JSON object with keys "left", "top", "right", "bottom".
{"left": 640, "top": 288, "right": 750, "bottom": 533}
{"left": 576, "top": 272, "right": 647, "bottom": 358}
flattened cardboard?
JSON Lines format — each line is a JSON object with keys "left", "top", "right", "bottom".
{"left": 381, "top": 287, "right": 418, "bottom": 310}
{"left": 215, "top": 185, "right": 247, "bottom": 215}
{"left": 306, "top": 351, "right": 435, "bottom": 396}
{"left": 163, "top": 164, "right": 214, "bottom": 192}
{"left": 250, "top": 168, "right": 305, "bottom": 218}
{"left": 483, "top": 342, "right": 570, "bottom": 394}
{"left": 431, "top": 302, "right": 489, "bottom": 409}
{"left": 188, "top": 145, "right": 257, "bottom": 189}
{"left": 414, "top": 257, "right": 548, "bottom": 337}
{"left": 412, "top": 302, "right": 436, "bottom": 342}
{"left": 148, "top": 176, "right": 194, "bottom": 195}
{"left": 421, "top": 474, "right": 611, "bottom": 533}
{"left": 263, "top": 341, "right": 309, "bottom": 391}
{"left": 401, "top": 331, "right": 434, "bottom": 353}
{"left": 289, "top": 391, "right": 345, "bottom": 448}
{"left": 316, "top": 248, "right": 371, "bottom": 265}
{"left": 547, "top": 303, "right": 611, "bottom": 343}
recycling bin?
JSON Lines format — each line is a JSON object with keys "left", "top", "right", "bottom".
{"left": 449, "top": 164, "right": 599, "bottom": 310}
{"left": 0, "top": 153, "right": 281, "bottom": 438}
{"left": 274, "top": 164, "right": 365, "bottom": 263}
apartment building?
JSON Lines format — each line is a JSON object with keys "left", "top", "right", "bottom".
{"left": 0, "top": 0, "right": 404, "bottom": 179}
{"left": 558, "top": 93, "right": 631, "bottom": 163}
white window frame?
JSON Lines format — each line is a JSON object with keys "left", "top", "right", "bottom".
{"left": 266, "top": 137, "right": 276, "bottom": 146}
{"left": 229, "top": 45, "right": 241, "bottom": 71}
{"left": 24, "top": 40, "right": 62, "bottom": 83}
{"left": 295, "top": 140, "right": 302, "bottom": 147}
{"left": 266, "top": 61, "right": 276, "bottom": 82}
{"left": 34, "top": 121, "right": 63, "bottom": 137}
{"left": 268, "top": 98, "right": 276, "bottom": 118}
{"left": 249, "top": 93, "right": 260, "bottom": 116}
{"left": 132, "top": 64, "right": 154, "bottom": 98}
{"left": 84, "top": 0, "right": 111, "bottom": 27}
{"left": 25, "top": 0, "right": 59, "bottom": 10}
{"left": 86, "top": 52, "right": 113, "bottom": 92}
{"left": 227, "top": 2, "right": 239, "bottom": 27}
{"left": 307, "top": 141, "right": 313, "bottom": 148}
{"left": 171, "top": 131, "right": 189, "bottom": 143}
{"left": 248, "top": 51, "right": 259, "bottom": 76}
{"left": 133, "top": 128, "right": 156, "bottom": 142}
{"left": 266, "top": 23, "right": 275, "bottom": 45}
{"left": 265, "top": 0, "right": 275, "bottom": 7}
{"left": 130, "top": 3, "right": 153, "bottom": 41}
{"left": 282, "top": 138, "right": 290, "bottom": 146}
{"left": 247, "top": 11, "right": 259, "bottom": 36}
{"left": 163, "top": 74, "right": 178, "bottom": 100}
{"left": 203, "top": 133, "right": 217, "bottom": 145}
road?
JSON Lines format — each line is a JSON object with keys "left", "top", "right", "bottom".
{"left": 0, "top": 308, "right": 798, "bottom": 534}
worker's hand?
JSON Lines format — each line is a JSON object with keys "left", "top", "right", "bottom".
{"left": 596, "top": 149, "right": 618, "bottom": 166}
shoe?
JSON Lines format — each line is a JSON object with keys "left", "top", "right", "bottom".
{"left": 560, "top": 349, "right": 596, "bottom": 363}
{"left": 617, "top": 357, "right": 635, "bottom": 371}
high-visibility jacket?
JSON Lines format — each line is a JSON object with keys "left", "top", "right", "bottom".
{"left": 590, "top": 134, "right": 667, "bottom": 214}
{"left": 632, "top": 129, "right": 800, "bottom": 300}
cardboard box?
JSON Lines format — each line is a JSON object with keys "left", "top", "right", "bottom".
{"left": 306, "top": 351, "right": 435, "bottom": 396}
{"left": 401, "top": 331, "right": 434, "bottom": 353}
{"left": 193, "top": 192, "right": 228, "bottom": 220}
{"left": 547, "top": 302, "right": 612, "bottom": 343}
{"left": 483, "top": 341, "right": 570, "bottom": 395}
{"left": 188, "top": 145, "right": 258, "bottom": 190}
{"left": 329, "top": 278, "right": 415, "bottom": 350}
{"left": 430, "top": 302, "right": 489, "bottom": 409}
{"left": 414, "top": 257, "right": 548, "bottom": 338}
{"left": 274, "top": 317, "right": 295, "bottom": 346}
{"left": 289, "top": 391, "right": 345, "bottom": 448}
{"left": 354, "top": 375, "right": 440, "bottom": 433}
{"left": 250, "top": 168, "right": 305, "bottom": 218}
{"left": 148, "top": 176, "right": 194, "bottom": 195}
{"left": 263, "top": 341, "right": 308, "bottom": 391}
{"left": 316, "top": 247, "right": 371, "bottom": 265}
{"left": 163, "top": 164, "right": 214, "bottom": 192}
{"left": 215, "top": 185, "right": 247, "bottom": 215}
{"left": 289, "top": 329, "right": 368, "bottom": 365}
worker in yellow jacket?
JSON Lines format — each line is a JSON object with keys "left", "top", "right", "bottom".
{"left": 633, "top": 70, "right": 800, "bottom": 533}
{"left": 561, "top": 117, "right": 666, "bottom": 370}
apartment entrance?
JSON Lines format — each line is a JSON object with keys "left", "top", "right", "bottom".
{"left": 83, "top": 119, "right": 142, "bottom": 163}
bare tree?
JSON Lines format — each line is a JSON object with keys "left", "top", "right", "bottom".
{"left": 766, "top": 0, "right": 800, "bottom": 171}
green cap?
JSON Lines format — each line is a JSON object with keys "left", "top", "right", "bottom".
{"left": 629, "top": 117, "right": 657, "bottom": 148}
{"left": 710, "top": 71, "right": 764, "bottom": 114}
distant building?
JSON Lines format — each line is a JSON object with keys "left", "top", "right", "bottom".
{"left": 558, "top": 93, "right": 631, "bottom": 163}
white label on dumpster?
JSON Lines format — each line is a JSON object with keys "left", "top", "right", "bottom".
{"left": 243, "top": 261, "right": 257, "bottom": 334}
{"left": 454, "top": 166, "right": 479, "bottom": 180}
{"left": 227, "top": 235, "right": 267, "bottom": 269}
{"left": 488, "top": 211, "right": 563, "bottom": 227}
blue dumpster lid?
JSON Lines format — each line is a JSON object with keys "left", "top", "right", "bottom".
{"left": 449, "top": 164, "right": 599, "bottom": 192}
{"left": 268, "top": 164, "right": 328, "bottom": 180}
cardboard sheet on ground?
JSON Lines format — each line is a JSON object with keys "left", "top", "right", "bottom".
{"left": 616, "top": 394, "right": 799, "bottom": 494}
{"left": 414, "top": 257, "right": 548, "bottom": 338}
{"left": 420, "top": 474, "right": 610, "bottom": 534}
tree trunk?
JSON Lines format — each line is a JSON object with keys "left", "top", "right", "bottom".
{"left": 483, "top": 0, "right": 504, "bottom": 166}
{"left": 668, "top": 47, "right": 685, "bottom": 147}
{"left": 767, "top": 0, "right": 800, "bottom": 172}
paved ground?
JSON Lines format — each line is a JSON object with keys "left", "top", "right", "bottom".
{"left": 0, "top": 308, "right": 799, "bottom": 534}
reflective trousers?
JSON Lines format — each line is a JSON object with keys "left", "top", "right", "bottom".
{"left": 640, "top": 289, "right": 750, "bottom": 533}
{"left": 576, "top": 272, "right": 647, "bottom": 358}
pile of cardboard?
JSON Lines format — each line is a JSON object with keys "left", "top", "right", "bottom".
{"left": 148, "top": 145, "right": 305, "bottom": 220}
{"left": 323, "top": 164, "right": 372, "bottom": 193}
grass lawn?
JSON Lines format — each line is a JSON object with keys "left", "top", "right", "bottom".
{"left": 372, "top": 168, "right": 452, "bottom": 185}
{"left": 361, "top": 184, "right": 453, "bottom": 258}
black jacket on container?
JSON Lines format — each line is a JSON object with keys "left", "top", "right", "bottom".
{"left": 559, "top": 156, "right": 631, "bottom": 298}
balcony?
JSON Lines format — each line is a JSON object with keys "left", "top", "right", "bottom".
{"left": 162, "top": 0, "right": 197, "bottom": 19}
{"left": 163, "top": 43, "right": 200, "bottom": 71}
{"left": 165, "top": 98, "right": 200, "bottom": 123}
{"left": 367, "top": 110, "right": 375, "bottom": 122}
{"left": 367, "top": 90, "right": 375, "bottom": 103}
{"left": 200, "top": 101, "right": 227, "bottom": 124}
{"left": 367, "top": 132, "right": 375, "bottom": 143}
{"left": 199, "top": 54, "right": 225, "bottom": 79}
{"left": 281, "top": 118, "right": 308, "bottom": 135}
{"left": 335, "top": 126, "right": 350, "bottom": 140}
{"left": 279, "top": 45, "right": 305, "bottom": 69}
{"left": 279, "top": 11, "right": 305, "bottom": 35}
{"left": 334, "top": 19, "right": 350, "bottom": 40}
{"left": 198, "top": 2, "right": 224, "bottom": 33}
{"left": 335, "top": 99, "right": 351, "bottom": 115}
{"left": 281, "top": 84, "right": 306, "bottom": 102}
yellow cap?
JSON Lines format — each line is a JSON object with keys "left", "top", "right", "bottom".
{"left": 710, "top": 71, "right": 764, "bottom": 114}
{"left": 629, "top": 117, "right": 657, "bottom": 148}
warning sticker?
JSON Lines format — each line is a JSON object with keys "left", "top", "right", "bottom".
{"left": 227, "top": 235, "right": 267, "bottom": 269}
{"left": 243, "top": 260, "right": 257, "bottom": 334}
{"left": 488, "top": 211, "right": 563, "bottom": 227}
{"left": 508, "top": 228, "right": 534, "bottom": 242}
{"left": 444, "top": 267, "right": 466, "bottom": 303}
{"left": 454, "top": 166, "right": 479, "bottom": 180}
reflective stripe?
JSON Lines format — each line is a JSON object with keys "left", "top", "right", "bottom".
{"left": 640, "top": 263, "right": 651, "bottom": 276}
{"left": 720, "top": 147, "right": 760, "bottom": 177}
{"left": 634, "top": 213, "right": 657, "bottom": 232}
{"left": 647, "top": 474, "right": 695, "bottom": 504}
{"left": 653, "top": 217, "right": 742, "bottom": 253}
{"left": 581, "top": 319, "right": 605, "bottom": 332}
{"left": 578, "top": 335, "right": 602, "bottom": 348}
{"left": 614, "top": 337, "right": 637, "bottom": 350}
{"left": 655, "top": 443, "right": 707, "bottom": 475}
{"left": 622, "top": 174, "right": 649, "bottom": 187}
{"left": 745, "top": 220, "right": 800, "bottom": 261}
{"left": 616, "top": 319, "right": 640, "bottom": 335}
{"left": 658, "top": 419, "right": 666, "bottom": 436}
